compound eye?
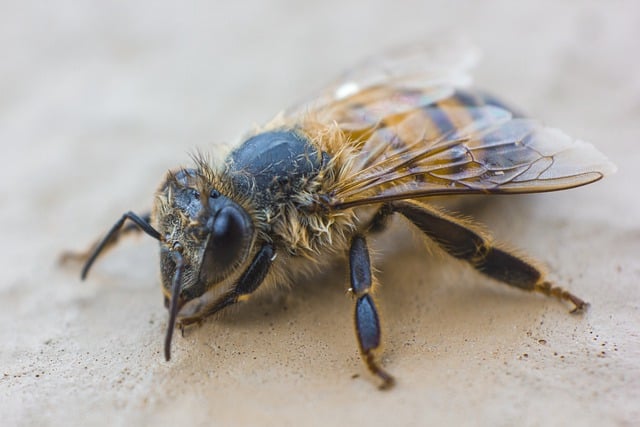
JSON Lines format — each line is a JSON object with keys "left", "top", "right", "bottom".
{"left": 200, "top": 201, "right": 254, "bottom": 282}
{"left": 212, "top": 206, "right": 246, "bottom": 265}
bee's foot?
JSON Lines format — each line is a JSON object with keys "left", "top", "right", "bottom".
{"left": 536, "top": 281, "right": 589, "bottom": 314}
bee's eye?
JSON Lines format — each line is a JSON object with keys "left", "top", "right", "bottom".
{"left": 212, "top": 207, "right": 245, "bottom": 256}
{"left": 209, "top": 204, "right": 252, "bottom": 268}
{"left": 199, "top": 199, "right": 253, "bottom": 282}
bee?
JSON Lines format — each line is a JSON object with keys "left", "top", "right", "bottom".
{"left": 66, "top": 42, "right": 615, "bottom": 389}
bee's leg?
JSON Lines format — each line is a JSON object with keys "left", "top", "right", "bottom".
{"left": 177, "top": 243, "right": 276, "bottom": 327}
{"left": 393, "top": 200, "right": 587, "bottom": 312}
{"left": 367, "top": 203, "right": 394, "bottom": 233}
{"left": 167, "top": 243, "right": 275, "bottom": 360}
{"left": 349, "top": 234, "right": 395, "bottom": 390}
{"left": 60, "top": 212, "right": 154, "bottom": 272}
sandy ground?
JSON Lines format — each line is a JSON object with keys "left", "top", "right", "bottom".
{"left": 1, "top": 1, "right": 639, "bottom": 426}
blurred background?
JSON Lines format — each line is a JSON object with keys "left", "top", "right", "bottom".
{"left": 1, "top": 1, "right": 638, "bottom": 426}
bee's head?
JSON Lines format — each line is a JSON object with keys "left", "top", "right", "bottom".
{"left": 156, "top": 167, "right": 256, "bottom": 300}
{"left": 153, "top": 167, "right": 256, "bottom": 359}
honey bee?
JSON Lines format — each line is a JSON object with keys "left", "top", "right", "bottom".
{"left": 67, "top": 42, "right": 615, "bottom": 389}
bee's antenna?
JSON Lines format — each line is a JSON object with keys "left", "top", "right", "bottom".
{"left": 81, "top": 211, "right": 162, "bottom": 280}
{"left": 165, "top": 243, "right": 185, "bottom": 361}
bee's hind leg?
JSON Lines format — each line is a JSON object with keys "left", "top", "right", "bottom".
{"left": 349, "top": 234, "right": 395, "bottom": 390}
{"left": 392, "top": 200, "right": 587, "bottom": 312}
{"left": 367, "top": 203, "right": 394, "bottom": 233}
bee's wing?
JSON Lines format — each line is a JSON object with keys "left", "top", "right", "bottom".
{"left": 279, "top": 41, "right": 614, "bottom": 209}
{"left": 286, "top": 39, "right": 481, "bottom": 121}
{"left": 323, "top": 101, "right": 616, "bottom": 210}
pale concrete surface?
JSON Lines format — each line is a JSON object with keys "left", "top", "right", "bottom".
{"left": 1, "top": 1, "right": 639, "bottom": 426}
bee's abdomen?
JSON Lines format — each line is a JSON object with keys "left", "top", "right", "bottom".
{"left": 229, "top": 130, "right": 327, "bottom": 203}
{"left": 458, "top": 90, "right": 524, "bottom": 117}
{"left": 422, "top": 90, "right": 525, "bottom": 137}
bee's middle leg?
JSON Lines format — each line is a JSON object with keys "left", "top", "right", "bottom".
{"left": 349, "top": 234, "right": 395, "bottom": 390}
{"left": 392, "top": 200, "right": 587, "bottom": 312}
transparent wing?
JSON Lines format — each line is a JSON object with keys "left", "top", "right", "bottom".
{"left": 286, "top": 39, "right": 481, "bottom": 121}
{"left": 273, "top": 41, "right": 614, "bottom": 209}
{"left": 323, "top": 102, "right": 616, "bottom": 210}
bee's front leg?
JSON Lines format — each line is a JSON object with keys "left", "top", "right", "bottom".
{"left": 349, "top": 234, "right": 395, "bottom": 390}
{"left": 165, "top": 243, "right": 275, "bottom": 357}
{"left": 60, "top": 211, "right": 156, "bottom": 278}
